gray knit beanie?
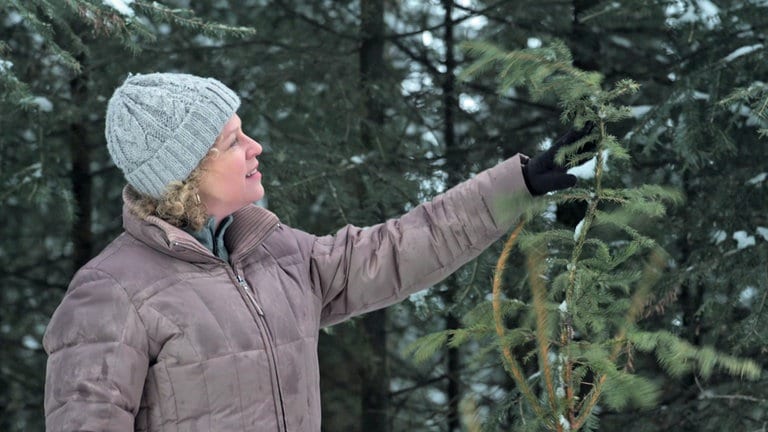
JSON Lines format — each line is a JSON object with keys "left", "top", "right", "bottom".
{"left": 105, "top": 72, "right": 241, "bottom": 198}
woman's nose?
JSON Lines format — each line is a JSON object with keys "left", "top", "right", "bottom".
{"left": 243, "top": 134, "right": 262, "bottom": 158}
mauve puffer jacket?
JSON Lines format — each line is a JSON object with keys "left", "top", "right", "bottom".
{"left": 43, "top": 155, "right": 530, "bottom": 431}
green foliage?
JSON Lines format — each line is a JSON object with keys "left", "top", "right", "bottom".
{"left": 406, "top": 39, "right": 762, "bottom": 431}
{"left": 461, "top": 40, "right": 602, "bottom": 104}
{"left": 628, "top": 330, "right": 761, "bottom": 379}
{"left": 0, "top": 0, "right": 254, "bottom": 109}
{"left": 4, "top": 1, "right": 768, "bottom": 431}
{"left": 403, "top": 331, "right": 449, "bottom": 364}
{"left": 719, "top": 81, "right": 768, "bottom": 138}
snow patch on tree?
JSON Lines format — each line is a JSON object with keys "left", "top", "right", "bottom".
{"left": 724, "top": 44, "right": 763, "bottom": 63}
{"left": 31, "top": 96, "right": 53, "bottom": 112}
{"left": 710, "top": 229, "right": 727, "bottom": 244}
{"left": 567, "top": 150, "right": 610, "bottom": 179}
{"left": 739, "top": 286, "right": 758, "bottom": 308}
{"left": 665, "top": 0, "right": 721, "bottom": 29}
{"left": 102, "top": 0, "right": 135, "bottom": 17}
{"left": 3, "top": 12, "right": 23, "bottom": 27}
{"left": 630, "top": 105, "right": 653, "bottom": 118}
{"left": 746, "top": 172, "right": 766, "bottom": 185}
{"left": 0, "top": 59, "right": 13, "bottom": 73}
{"left": 733, "top": 230, "right": 756, "bottom": 249}
{"left": 573, "top": 218, "right": 585, "bottom": 241}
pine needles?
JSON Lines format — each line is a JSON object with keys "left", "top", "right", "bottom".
{"left": 405, "top": 39, "right": 761, "bottom": 431}
{"left": 0, "top": 0, "right": 256, "bottom": 109}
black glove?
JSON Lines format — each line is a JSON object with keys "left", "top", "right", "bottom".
{"left": 522, "top": 122, "right": 597, "bottom": 196}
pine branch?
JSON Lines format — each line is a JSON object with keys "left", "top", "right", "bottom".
{"left": 134, "top": 1, "right": 255, "bottom": 38}
{"left": 527, "top": 250, "right": 559, "bottom": 415}
{"left": 491, "top": 222, "right": 550, "bottom": 424}
{"left": 410, "top": 38, "right": 763, "bottom": 430}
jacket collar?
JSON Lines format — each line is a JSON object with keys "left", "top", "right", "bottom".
{"left": 182, "top": 215, "right": 234, "bottom": 262}
{"left": 121, "top": 186, "right": 279, "bottom": 264}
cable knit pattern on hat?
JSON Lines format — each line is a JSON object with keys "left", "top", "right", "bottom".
{"left": 105, "top": 73, "right": 241, "bottom": 198}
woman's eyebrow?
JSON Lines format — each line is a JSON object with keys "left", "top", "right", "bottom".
{"left": 216, "top": 123, "right": 240, "bottom": 147}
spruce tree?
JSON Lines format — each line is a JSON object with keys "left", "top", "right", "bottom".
{"left": 406, "top": 40, "right": 761, "bottom": 431}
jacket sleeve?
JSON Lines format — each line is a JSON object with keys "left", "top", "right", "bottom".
{"left": 43, "top": 268, "right": 149, "bottom": 432}
{"left": 308, "top": 154, "right": 532, "bottom": 327}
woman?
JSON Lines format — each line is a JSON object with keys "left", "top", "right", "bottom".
{"left": 43, "top": 73, "right": 591, "bottom": 431}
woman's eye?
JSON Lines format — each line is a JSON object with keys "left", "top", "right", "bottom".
{"left": 230, "top": 139, "right": 239, "bottom": 148}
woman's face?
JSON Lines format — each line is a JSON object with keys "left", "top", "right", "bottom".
{"left": 198, "top": 114, "right": 264, "bottom": 222}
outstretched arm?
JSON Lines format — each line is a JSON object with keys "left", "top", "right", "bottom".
{"left": 306, "top": 155, "right": 532, "bottom": 327}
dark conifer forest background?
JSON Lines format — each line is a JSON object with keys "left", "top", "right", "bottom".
{"left": 1, "top": 1, "right": 767, "bottom": 431}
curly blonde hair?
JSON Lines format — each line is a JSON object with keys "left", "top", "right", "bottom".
{"left": 126, "top": 149, "right": 219, "bottom": 231}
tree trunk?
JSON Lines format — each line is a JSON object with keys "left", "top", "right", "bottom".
{"left": 69, "top": 66, "right": 93, "bottom": 273}
{"left": 359, "top": 0, "right": 389, "bottom": 431}
{"left": 441, "top": 1, "right": 462, "bottom": 430}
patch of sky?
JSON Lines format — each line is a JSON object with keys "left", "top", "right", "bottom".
{"left": 527, "top": 37, "right": 542, "bottom": 49}
{"left": 757, "top": 227, "right": 768, "bottom": 241}
{"left": 401, "top": 71, "right": 433, "bottom": 95}
{"left": 193, "top": 34, "right": 222, "bottom": 47}
{"left": 427, "top": 389, "right": 447, "bottom": 404}
{"left": 459, "top": 93, "right": 481, "bottom": 113}
{"left": 22, "top": 335, "right": 41, "bottom": 350}
{"left": 422, "top": 31, "right": 433, "bottom": 47}
{"left": 283, "top": 81, "right": 297, "bottom": 94}
{"left": 462, "top": 15, "right": 488, "bottom": 37}
{"left": 158, "top": 23, "right": 171, "bottom": 35}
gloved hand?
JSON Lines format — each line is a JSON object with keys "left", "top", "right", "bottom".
{"left": 522, "top": 122, "right": 597, "bottom": 196}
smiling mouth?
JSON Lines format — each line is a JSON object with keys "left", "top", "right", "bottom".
{"left": 246, "top": 168, "right": 260, "bottom": 178}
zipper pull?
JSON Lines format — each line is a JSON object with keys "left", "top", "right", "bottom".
{"left": 236, "top": 274, "right": 265, "bottom": 316}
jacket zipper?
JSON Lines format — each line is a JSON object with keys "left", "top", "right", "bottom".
{"left": 233, "top": 268, "right": 288, "bottom": 432}
{"left": 173, "top": 222, "right": 287, "bottom": 429}
{"left": 236, "top": 274, "right": 264, "bottom": 315}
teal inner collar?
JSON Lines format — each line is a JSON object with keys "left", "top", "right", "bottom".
{"left": 183, "top": 215, "right": 234, "bottom": 262}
